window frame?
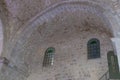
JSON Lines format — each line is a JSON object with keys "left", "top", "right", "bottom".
{"left": 87, "top": 38, "right": 100, "bottom": 59}
{"left": 43, "top": 47, "right": 55, "bottom": 67}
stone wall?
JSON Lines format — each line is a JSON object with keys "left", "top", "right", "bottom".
{"left": 26, "top": 21, "right": 113, "bottom": 80}
{"left": 0, "top": 0, "right": 119, "bottom": 59}
{"left": 14, "top": 10, "right": 113, "bottom": 80}
{"left": 0, "top": 0, "right": 120, "bottom": 80}
{"left": 27, "top": 37, "right": 112, "bottom": 80}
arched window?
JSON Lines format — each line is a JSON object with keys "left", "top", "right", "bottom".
{"left": 43, "top": 47, "right": 55, "bottom": 67}
{"left": 87, "top": 38, "right": 100, "bottom": 59}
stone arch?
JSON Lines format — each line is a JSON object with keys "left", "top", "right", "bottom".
{"left": 7, "top": 0, "right": 120, "bottom": 77}
{"left": 14, "top": 0, "right": 118, "bottom": 47}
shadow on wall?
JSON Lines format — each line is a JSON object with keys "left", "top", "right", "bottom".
{"left": 0, "top": 19, "right": 3, "bottom": 56}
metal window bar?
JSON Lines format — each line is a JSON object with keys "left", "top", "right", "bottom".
{"left": 87, "top": 38, "right": 100, "bottom": 59}
{"left": 43, "top": 47, "right": 55, "bottom": 67}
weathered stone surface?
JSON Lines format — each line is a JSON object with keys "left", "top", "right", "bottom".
{"left": 0, "top": 0, "right": 120, "bottom": 80}
{"left": 25, "top": 12, "right": 113, "bottom": 80}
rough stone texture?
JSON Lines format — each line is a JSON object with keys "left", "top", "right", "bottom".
{"left": 7, "top": 11, "right": 113, "bottom": 80}
{"left": 0, "top": 0, "right": 119, "bottom": 58}
{"left": 0, "top": 0, "right": 119, "bottom": 59}
{"left": 24, "top": 12, "right": 113, "bottom": 80}
{"left": 0, "top": 64, "right": 27, "bottom": 80}
{"left": 0, "top": 0, "right": 120, "bottom": 80}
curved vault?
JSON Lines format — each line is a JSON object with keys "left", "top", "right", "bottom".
{"left": 14, "top": 1, "right": 115, "bottom": 45}
{"left": 11, "top": 0, "right": 114, "bottom": 73}
{"left": 25, "top": 2, "right": 115, "bottom": 79}
{"left": 12, "top": 1, "right": 115, "bottom": 47}
{"left": 2, "top": 1, "right": 118, "bottom": 79}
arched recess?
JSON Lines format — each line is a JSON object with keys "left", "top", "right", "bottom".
{"left": 13, "top": 0, "right": 118, "bottom": 47}
{"left": 7, "top": 0, "right": 120, "bottom": 76}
